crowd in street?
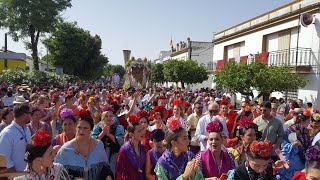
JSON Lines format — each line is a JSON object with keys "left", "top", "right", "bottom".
{"left": 0, "top": 82, "right": 319, "bottom": 180}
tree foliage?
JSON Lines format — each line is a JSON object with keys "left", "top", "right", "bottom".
{"left": 0, "top": 0, "right": 72, "bottom": 70}
{"left": 150, "top": 63, "right": 164, "bottom": 84}
{"left": 214, "top": 61, "right": 307, "bottom": 98}
{"left": 103, "top": 64, "right": 126, "bottom": 78}
{"left": 44, "top": 22, "right": 109, "bottom": 80}
{"left": 163, "top": 59, "right": 209, "bottom": 88}
{"left": 0, "top": 67, "right": 80, "bottom": 86}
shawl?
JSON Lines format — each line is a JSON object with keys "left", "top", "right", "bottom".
{"left": 121, "top": 140, "right": 146, "bottom": 177}
{"left": 200, "top": 149, "right": 232, "bottom": 178}
{"left": 157, "top": 149, "right": 188, "bottom": 179}
{"left": 55, "top": 132, "right": 72, "bottom": 146}
{"left": 149, "top": 148, "right": 162, "bottom": 175}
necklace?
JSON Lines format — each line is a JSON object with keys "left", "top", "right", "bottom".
{"left": 75, "top": 138, "right": 92, "bottom": 172}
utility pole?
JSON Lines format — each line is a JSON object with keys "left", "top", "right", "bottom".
{"left": 4, "top": 33, "right": 8, "bottom": 69}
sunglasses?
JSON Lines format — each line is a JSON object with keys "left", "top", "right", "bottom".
{"left": 209, "top": 109, "right": 219, "bottom": 114}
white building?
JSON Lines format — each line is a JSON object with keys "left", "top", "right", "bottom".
{"left": 212, "top": 0, "right": 320, "bottom": 106}
{"left": 155, "top": 38, "right": 214, "bottom": 90}
{"left": 154, "top": 51, "right": 171, "bottom": 64}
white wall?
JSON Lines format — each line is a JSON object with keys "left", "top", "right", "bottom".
{"left": 298, "top": 73, "right": 320, "bottom": 107}
{"left": 213, "top": 13, "right": 320, "bottom": 62}
{"left": 213, "top": 10, "right": 320, "bottom": 102}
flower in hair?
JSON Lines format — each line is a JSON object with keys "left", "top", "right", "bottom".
{"left": 60, "top": 108, "right": 74, "bottom": 119}
{"left": 110, "top": 99, "right": 118, "bottom": 106}
{"left": 115, "top": 95, "right": 121, "bottom": 101}
{"left": 167, "top": 116, "right": 181, "bottom": 131}
{"left": 150, "top": 106, "right": 168, "bottom": 120}
{"left": 244, "top": 105, "right": 251, "bottom": 112}
{"left": 79, "top": 109, "right": 92, "bottom": 120}
{"left": 305, "top": 145, "right": 320, "bottom": 161}
{"left": 173, "top": 100, "right": 183, "bottom": 107}
{"left": 219, "top": 99, "right": 229, "bottom": 106}
{"left": 128, "top": 115, "right": 139, "bottom": 125}
{"left": 226, "top": 137, "right": 239, "bottom": 148}
{"left": 32, "top": 130, "right": 51, "bottom": 147}
{"left": 238, "top": 116, "right": 254, "bottom": 129}
{"left": 250, "top": 141, "right": 273, "bottom": 157}
{"left": 206, "top": 120, "right": 222, "bottom": 133}
{"left": 137, "top": 110, "right": 149, "bottom": 119}
{"left": 312, "top": 113, "right": 320, "bottom": 121}
{"left": 158, "top": 96, "right": 166, "bottom": 100}
{"left": 150, "top": 129, "right": 165, "bottom": 142}
{"left": 102, "top": 105, "right": 114, "bottom": 112}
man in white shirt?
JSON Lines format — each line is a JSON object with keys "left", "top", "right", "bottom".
{"left": 283, "top": 108, "right": 303, "bottom": 131}
{"left": 0, "top": 103, "right": 32, "bottom": 172}
{"left": 195, "top": 102, "right": 228, "bottom": 151}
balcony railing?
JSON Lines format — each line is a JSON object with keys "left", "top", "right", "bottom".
{"left": 207, "top": 62, "right": 216, "bottom": 71}
{"left": 268, "top": 48, "right": 315, "bottom": 67}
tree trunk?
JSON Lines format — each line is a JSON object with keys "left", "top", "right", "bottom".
{"left": 239, "top": 91, "right": 254, "bottom": 98}
{"left": 181, "top": 82, "right": 185, "bottom": 89}
{"left": 256, "top": 92, "right": 271, "bottom": 101}
{"left": 29, "top": 26, "right": 40, "bottom": 70}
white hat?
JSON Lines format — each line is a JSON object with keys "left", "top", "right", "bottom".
{"left": 215, "top": 97, "right": 221, "bottom": 102}
{"left": 13, "top": 96, "right": 29, "bottom": 104}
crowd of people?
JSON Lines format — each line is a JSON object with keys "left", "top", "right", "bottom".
{"left": 0, "top": 82, "right": 319, "bottom": 180}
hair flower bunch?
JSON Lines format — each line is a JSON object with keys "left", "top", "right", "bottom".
{"left": 128, "top": 115, "right": 139, "bottom": 125}
{"left": 250, "top": 141, "right": 273, "bottom": 157}
{"left": 305, "top": 145, "right": 320, "bottom": 161}
{"left": 167, "top": 116, "right": 181, "bottom": 131}
{"left": 312, "top": 113, "right": 320, "bottom": 122}
{"left": 238, "top": 116, "right": 254, "bottom": 129}
{"left": 32, "top": 130, "right": 51, "bottom": 147}
{"left": 102, "top": 105, "right": 114, "bottom": 112}
{"left": 79, "top": 109, "right": 92, "bottom": 120}
{"left": 60, "top": 108, "right": 74, "bottom": 119}
{"left": 173, "top": 99, "right": 183, "bottom": 107}
{"left": 206, "top": 121, "right": 222, "bottom": 133}
{"left": 137, "top": 110, "right": 149, "bottom": 119}
{"left": 150, "top": 129, "right": 165, "bottom": 142}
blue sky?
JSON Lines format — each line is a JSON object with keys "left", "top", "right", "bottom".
{"left": 0, "top": 0, "right": 292, "bottom": 65}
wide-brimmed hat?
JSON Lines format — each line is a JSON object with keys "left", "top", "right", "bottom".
{"left": 13, "top": 96, "right": 29, "bottom": 104}
{"left": 0, "top": 154, "right": 28, "bottom": 178}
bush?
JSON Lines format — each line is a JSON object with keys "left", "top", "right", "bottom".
{"left": 0, "top": 67, "right": 30, "bottom": 85}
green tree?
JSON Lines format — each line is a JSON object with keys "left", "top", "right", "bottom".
{"left": 163, "top": 59, "right": 209, "bottom": 88}
{"left": 151, "top": 63, "right": 164, "bottom": 84}
{"left": 0, "top": 0, "right": 72, "bottom": 70}
{"left": 44, "top": 22, "right": 109, "bottom": 79}
{"left": 104, "top": 64, "right": 126, "bottom": 78}
{"left": 214, "top": 60, "right": 307, "bottom": 99}
{"left": 163, "top": 59, "right": 179, "bottom": 84}
{"left": 183, "top": 60, "right": 209, "bottom": 85}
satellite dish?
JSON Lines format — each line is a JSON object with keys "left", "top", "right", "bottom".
{"left": 301, "top": 13, "right": 314, "bottom": 27}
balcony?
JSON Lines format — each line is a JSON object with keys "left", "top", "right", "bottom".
{"left": 207, "top": 61, "right": 216, "bottom": 72}
{"left": 268, "top": 48, "right": 316, "bottom": 72}
{"left": 214, "top": 47, "right": 317, "bottom": 73}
